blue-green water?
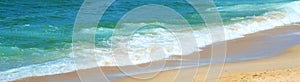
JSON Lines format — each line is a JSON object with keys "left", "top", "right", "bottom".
{"left": 1, "top": 0, "right": 300, "bottom": 81}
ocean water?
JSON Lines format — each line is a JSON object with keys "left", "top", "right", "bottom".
{"left": 1, "top": 0, "right": 300, "bottom": 81}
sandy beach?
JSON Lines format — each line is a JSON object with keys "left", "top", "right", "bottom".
{"left": 14, "top": 24, "right": 300, "bottom": 82}
{"left": 116, "top": 24, "right": 300, "bottom": 82}
{"left": 117, "top": 44, "right": 300, "bottom": 82}
{"left": 2, "top": 0, "right": 300, "bottom": 82}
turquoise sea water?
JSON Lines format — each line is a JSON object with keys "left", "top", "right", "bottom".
{"left": 1, "top": 0, "right": 300, "bottom": 81}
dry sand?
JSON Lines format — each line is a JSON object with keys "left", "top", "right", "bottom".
{"left": 14, "top": 24, "right": 300, "bottom": 82}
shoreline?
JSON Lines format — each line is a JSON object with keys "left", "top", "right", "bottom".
{"left": 114, "top": 25, "right": 300, "bottom": 82}
{"left": 14, "top": 24, "right": 300, "bottom": 82}
{"left": 117, "top": 42, "right": 300, "bottom": 82}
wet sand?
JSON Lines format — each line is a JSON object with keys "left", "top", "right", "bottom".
{"left": 14, "top": 24, "right": 300, "bottom": 82}
{"left": 117, "top": 43, "right": 300, "bottom": 82}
